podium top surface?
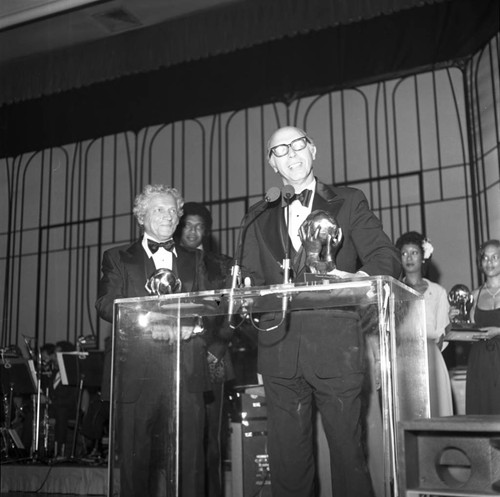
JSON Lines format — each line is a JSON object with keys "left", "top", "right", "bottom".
{"left": 113, "top": 275, "right": 422, "bottom": 318}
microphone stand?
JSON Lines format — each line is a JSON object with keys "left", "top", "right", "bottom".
{"left": 247, "top": 184, "right": 295, "bottom": 333}
{"left": 227, "top": 262, "right": 241, "bottom": 328}
{"left": 228, "top": 187, "right": 281, "bottom": 329}
{"left": 32, "top": 349, "right": 42, "bottom": 461}
{"left": 281, "top": 185, "right": 295, "bottom": 314}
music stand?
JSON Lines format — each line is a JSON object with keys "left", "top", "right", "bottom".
{"left": 0, "top": 358, "right": 36, "bottom": 457}
{"left": 0, "top": 358, "right": 37, "bottom": 396}
{"left": 56, "top": 351, "right": 104, "bottom": 459}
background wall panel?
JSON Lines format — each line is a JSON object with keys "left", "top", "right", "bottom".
{"left": 1, "top": 37, "right": 498, "bottom": 351}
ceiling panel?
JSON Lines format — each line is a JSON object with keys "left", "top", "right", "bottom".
{"left": 0, "top": 0, "right": 238, "bottom": 62}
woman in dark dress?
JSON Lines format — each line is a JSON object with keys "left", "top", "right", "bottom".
{"left": 466, "top": 239, "right": 500, "bottom": 415}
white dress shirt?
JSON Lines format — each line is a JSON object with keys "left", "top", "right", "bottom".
{"left": 142, "top": 234, "right": 177, "bottom": 269}
{"left": 285, "top": 179, "right": 316, "bottom": 251}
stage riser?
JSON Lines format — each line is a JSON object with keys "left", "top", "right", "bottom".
{"left": 399, "top": 416, "right": 500, "bottom": 496}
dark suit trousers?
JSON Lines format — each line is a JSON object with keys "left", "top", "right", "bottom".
{"left": 262, "top": 342, "right": 374, "bottom": 497}
{"left": 117, "top": 375, "right": 205, "bottom": 497}
{"left": 205, "top": 381, "right": 225, "bottom": 497}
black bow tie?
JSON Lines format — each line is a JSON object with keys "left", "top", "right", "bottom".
{"left": 148, "top": 239, "right": 175, "bottom": 254}
{"left": 290, "top": 189, "right": 312, "bottom": 206}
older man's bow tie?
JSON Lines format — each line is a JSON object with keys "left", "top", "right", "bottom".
{"left": 148, "top": 239, "right": 175, "bottom": 254}
{"left": 288, "top": 189, "right": 312, "bottom": 206}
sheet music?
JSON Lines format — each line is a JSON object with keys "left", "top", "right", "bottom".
{"left": 56, "top": 351, "right": 88, "bottom": 385}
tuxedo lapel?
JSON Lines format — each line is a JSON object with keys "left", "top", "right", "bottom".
{"left": 175, "top": 245, "right": 197, "bottom": 292}
{"left": 270, "top": 202, "right": 308, "bottom": 281}
{"left": 261, "top": 206, "right": 289, "bottom": 264}
{"left": 314, "top": 181, "right": 345, "bottom": 217}
{"left": 122, "top": 240, "right": 155, "bottom": 298}
{"left": 293, "top": 248, "right": 307, "bottom": 281}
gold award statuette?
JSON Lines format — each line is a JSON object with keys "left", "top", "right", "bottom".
{"left": 448, "top": 284, "right": 473, "bottom": 325}
{"left": 445, "top": 284, "right": 483, "bottom": 341}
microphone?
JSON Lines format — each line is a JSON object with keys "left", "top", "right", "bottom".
{"left": 282, "top": 184, "right": 295, "bottom": 202}
{"left": 228, "top": 186, "right": 280, "bottom": 327}
{"left": 266, "top": 187, "right": 282, "bottom": 203}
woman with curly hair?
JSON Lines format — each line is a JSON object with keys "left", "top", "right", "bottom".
{"left": 396, "top": 231, "right": 453, "bottom": 417}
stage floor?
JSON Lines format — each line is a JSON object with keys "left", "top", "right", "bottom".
{"left": 0, "top": 460, "right": 233, "bottom": 496}
{"left": 0, "top": 461, "right": 107, "bottom": 496}
{"left": 1, "top": 494, "right": 80, "bottom": 497}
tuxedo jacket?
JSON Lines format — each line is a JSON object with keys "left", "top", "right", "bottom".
{"left": 95, "top": 239, "right": 210, "bottom": 401}
{"left": 240, "top": 181, "right": 402, "bottom": 379}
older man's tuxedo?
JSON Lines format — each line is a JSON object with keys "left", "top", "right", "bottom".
{"left": 240, "top": 181, "right": 401, "bottom": 497}
{"left": 96, "top": 240, "right": 209, "bottom": 497}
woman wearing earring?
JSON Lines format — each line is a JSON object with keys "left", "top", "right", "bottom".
{"left": 465, "top": 239, "right": 500, "bottom": 414}
{"left": 396, "top": 231, "right": 453, "bottom": 417}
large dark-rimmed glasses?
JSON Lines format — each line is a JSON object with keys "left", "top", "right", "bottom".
{"left": 268, "top": 136, "right": 311, "bottom": 158}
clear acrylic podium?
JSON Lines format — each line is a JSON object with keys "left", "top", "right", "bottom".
{"left": 109, "top": 276, "right": 428, "bottom": 497}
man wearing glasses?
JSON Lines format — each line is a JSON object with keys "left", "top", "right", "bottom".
{"left": 240, "top": 126, "right": 401, "bottom": 497}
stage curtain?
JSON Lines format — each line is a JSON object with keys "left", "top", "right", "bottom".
{"left": 0, "top": 0, "right": 449, "bottom": 105}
